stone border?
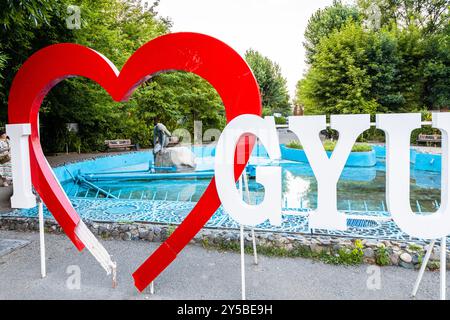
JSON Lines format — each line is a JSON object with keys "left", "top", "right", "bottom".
{"left": 1, "top": 216, "right": 447, "bottom": 270}
{"left": 50, "top": 150, "right": 142, "bottom": 168}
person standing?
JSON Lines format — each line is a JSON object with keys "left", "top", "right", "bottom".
{"left": 0, "top": 132, "right": 12, "bottom": 187}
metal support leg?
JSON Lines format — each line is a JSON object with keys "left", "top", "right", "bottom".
{"left": 240, "top": 224, "right": 246, "bottom": 300}
{"left": 412, "top": 239, "right": 436, "bottom": 297}
{"left": 251, "top": 228, "right": 258, "bottom": 265}
{"left": 112, "top": 264, "right": 117, "bottom": 288}
{"left": 150, "top": 281, "right": 154, "bottom": 294}
{"left": 238, "top": 176, "right": 246, "bottom": 300}
{"left": 242, "top": 173, "right": 258, "bottom": 265}
{"left": 441, "top": 237, "right": 446, "bottom": 300}
{"left": 142, "top": 280, "right": 155, "bottom": 295}
{"left": 38, "top": 200, "right": 46, "bottom": 278}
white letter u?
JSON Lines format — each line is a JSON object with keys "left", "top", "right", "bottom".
{"left": 377, "top": 113, "right": 450, "bottom": 239}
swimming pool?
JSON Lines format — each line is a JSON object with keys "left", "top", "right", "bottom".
{"left": 3, "top": 144, "right": 443, "bottom": 242}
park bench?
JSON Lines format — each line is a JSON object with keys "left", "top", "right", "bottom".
{"left": 104, "top": 139, "right": 138, "bottom": 152}
{"left": 417, "top": 134, "right": 441, "bottom": 146}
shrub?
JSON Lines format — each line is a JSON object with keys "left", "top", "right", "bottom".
{"left": 286, "top": 140, "right": 372, "bottom": 152}
{"left": 286, "top": 140, "right": 302, "bottom": 149}
{"left": 375, "top": 245, "right": 391, "bottom": 266}
{"left": 351, "top": 143, "right": 373, "bottom": 152}
{"left": 274, "top": 116, "right": 287, "bottom": 125}
{"left": 167, "top": 225, "right": 177, "bottom": 237}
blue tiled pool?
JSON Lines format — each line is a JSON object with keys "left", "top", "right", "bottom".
{"left": 2, "top": 144, "right": 444, "bottom": 242}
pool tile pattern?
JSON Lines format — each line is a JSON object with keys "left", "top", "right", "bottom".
{"left": 0, "top": 196, "right": 429, "bottom": 243}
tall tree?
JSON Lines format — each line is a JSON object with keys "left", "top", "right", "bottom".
{"left": 303, "top": 0, "right": 361, "bottom": 64}
{"left": 0, "top": 0, "right": 71, "bottom": 116}
{"left": 38, "top": 0, "right": 173, "bottom": 152}
{"left": 0, "top": 51, "right": 7, "bottom": 91}
{"left": 245, "top": 49, "right": 291, "bottom": 115}
{"left": 0, "top": 0, "right": 225, "bottom": 152}
{"left": 297, "top": 0, "right": 450, "bottom": 116}
{"left": 298, "top": 23, "right": 398, "bottom": 115}
{"left": 133, "top": 72, "right": 225, "bottom": 135}
{"left": 421, "top": 22, "right": 450, "bottom": 110}
{"left": 358, "top": 0, "right": 450, "bottom": 34}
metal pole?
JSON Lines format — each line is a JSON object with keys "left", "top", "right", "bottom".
{"left": 37, "top": 114, "right": 46, "bottom": 279}
{"left": 38, "top": 200, "right": 46, "bottom": 278}
{"left": 240, "top": 224, "right": 246, "bottom": 301}
{"left": 238, "top": 175, "right": 246, "bottom": 300}
{"left": 412, "top": 239, "right": 435, "bottom": 297}
{"left": 251, "top": 228, "right": 258, "bottom": 265}
{"left": 242, "top": 172, "right": 258, "bottom": 265}
{"left": 441, "top": 237, "right": 446, "bottom": 300}
{"left": 112, "top": 264, "right": 117, "bottom": 288}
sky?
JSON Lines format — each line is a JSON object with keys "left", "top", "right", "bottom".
{"left": 156, "top": 0, "right": 335, "bottom": 100}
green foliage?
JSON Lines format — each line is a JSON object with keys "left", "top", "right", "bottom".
{"left": 298, "top": 0, "right": 450, "bottom": 122}
{"left": 422, "top": 24, "right": 450, "bottom": 110}
{"left": 428, "top": 260, "right": 440, "bottom": 270}
{"left": 325, "top": 239, "right": 364, "bottom": 265}
{"left": 304, "top": 0, "right": 361, "bottom": 64}
{"left": 286, "top": 140, "right": 372, "bottom": 152}
{"left": 201, "top": 235, "right": 365, "bottom": 266}
{"left": 351, "top": 143, "right": 373, "bottom": 152}
{"left": 0, "top": 0, "right": 72, "bottom": 116}
{"left": 0, "top": 0, "right": 54, "bottom": 30}
{"left": 286, "top": 140, "right": 302, "bottom": 149}
{"left": 408, "top": 243, "right": 424, "bottom": 252}
{"left": 299, "top": 23, "right": 400, "bottom": 115}
{"left": 166, "top": 224, "right": 176, "bottom": 237}
{"left": 0, "top": 51, "right": 7, "bottom": 91}
{"left": 133, "top": 72, "right": 225, "bottom": 137}
{"left": 245, "top": 49, "right": 291, "bottom": 116}
{"left": 0, "top": 0, "right": 226, "bottom": 153}
{"left": 375, "top": 245, "right": 391, "bottom": 266}
{"left": 357, "top": 0, "right": 450, "bottom": 35}
{"left": 274, "top": 116, "right": 287, "bottom": 125}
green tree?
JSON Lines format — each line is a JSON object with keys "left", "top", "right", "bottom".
{"left": 0, "top": 0, "right": 224, "bottom": 152}
{"left": 358, "top": 0, "right": 450, "bottom": 34}
{"left": 34, "top": 0, "right": 170, "bottom": 152}
{"left": 304, "top": 0, "right": 361, "bottom": 64}
{"left": 298, "top": 23, "right": 401, "bottom": 115}
{"left": 421, "top": 23, "right": 450, "bottom": 110}
{"left": 132, "top": 71, "right": 225, "bottom": 143}
{"left": 0, "top": 0, "right": 71, "bottom": 116}
{"left": 0, "top": 51, "right": 7, "bottom": 90}
{"left": 297, "top": 0, "right": 450, "bottom": 117}
{"left": 244, "top": 49, "right": 291, "bottom": 115}
{"left": 0, "top": 0, "right": 55, "bottom": 47}
{"left": 56, "top": 0, "right": 224, "bottom": 151}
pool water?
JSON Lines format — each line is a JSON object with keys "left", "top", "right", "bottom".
{"left": 4, "top": 145, "right": 444, "bottom": 241}
{"left": 61, "top": 157, "right": 441, "bottom": 214}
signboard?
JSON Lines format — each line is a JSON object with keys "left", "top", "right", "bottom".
{"left": 5, "top": 32, "right": 449, "bottom": 297}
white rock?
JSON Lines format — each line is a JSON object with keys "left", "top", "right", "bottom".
{"left": 400, "top": 252, "right": 412, "bottom": 263}
{"left": 155, "top": 147, "right": 196, "bottom": 171}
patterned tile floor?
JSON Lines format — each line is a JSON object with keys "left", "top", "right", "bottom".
{"left": 0, "top": 196, "right": 430, "bottom": 243}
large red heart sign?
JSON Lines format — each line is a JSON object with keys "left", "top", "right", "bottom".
{"left": 8, "top": 32, "right": 261, "bottom": 291}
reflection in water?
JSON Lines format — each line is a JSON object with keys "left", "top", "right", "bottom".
{"left": 279, "top": 163, "right": 441, "bottom": 213}
{"left": 283, "top": 171, "right": 311, "bottom": 209}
